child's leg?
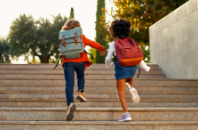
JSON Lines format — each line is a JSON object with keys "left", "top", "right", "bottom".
{"left": 75, "top": 62, "right": 85, "bottom": 92}
{"left": 64, "top": 62, "right": 77, "bottom": 121}
{"left": 139, "top": 60, "right": 151, "bottom": 72}
{"left": 75, "top": 62, "right": 87, "bottom": 102}
{"left": 126, "top": 78, "right": 133, "bottom": 89}
{"left": 116, "top": 79, "right": 128, "bottom": 112}
{"left": 64, "top": 62, "right": 75, "bottom": 106}
{"left": 126, "top": 78, "right": 140, "bottom": 104}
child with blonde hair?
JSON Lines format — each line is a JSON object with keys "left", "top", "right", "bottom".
{"left": 61, "top": 19, "right": 105, "bottom": 121}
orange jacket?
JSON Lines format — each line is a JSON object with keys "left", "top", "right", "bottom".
{"left": 62, "top": 35, "right": 105, "bottom": 68}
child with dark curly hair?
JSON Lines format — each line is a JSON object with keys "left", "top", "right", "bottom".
{"left": 61, "top": 19, "right": 105, "bottom": 121}
{"left": 105, "top": 19, "right": 151, "bottom": 122}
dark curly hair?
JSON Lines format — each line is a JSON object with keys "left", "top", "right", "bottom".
{"left": 109, "top": 19, "right": 131, "bottom": 39}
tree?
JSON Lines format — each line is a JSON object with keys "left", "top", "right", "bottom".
{"left": 8, "top": 14, "right": 68, "bottom": 63}
{"left": 29, "top": 56, "right": 40, "bottom": 64}
{"left": 0, "top": 37, "right": 11, "bottom": 63}
{"left": 95, "top": 0, "right": 108, "bottom": 63}
{"left": 88, "top": 48, "right": 96, "bottom": 63}
{"left": 69, "top": 7, "right": 75, "bottom": 19}
{"left": 109, "top": 0, "right": 188, "bottom": 44}
{"left": 100, "top": 0, "right": 188, "bottom": 62}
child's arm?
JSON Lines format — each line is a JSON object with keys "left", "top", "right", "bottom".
{"left": 139, "top": 60, "right": 151, "bottom": 72}
{"left": 105, "top": 42, "right": 114, "bottom": 68}
{"left": 81, "top": 35, "right": 105, "bottom": 53}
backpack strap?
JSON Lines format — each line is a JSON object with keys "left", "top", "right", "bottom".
{"left": 131, "top": 38, "right": 139, "bottom": 47}
{"left": 137, "top": 65, "right": 141, "bottom": 78}
{"left": 75, "top": 32, "right": 78, "bottom": 45}
{"left": 54, "top": 55, "right": 62, "bottom": 69}
{"left": 54, "top": 50, "right": 94, "bottom": 69}
{"left": 84, "top": 50, "right": 94, "bottom": 60}
{"left": 62, "top": 35, "right": 66, "bottom": 47}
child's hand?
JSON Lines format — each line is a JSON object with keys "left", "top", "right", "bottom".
{"left": 100, "top": 51, "right": 105, "bottom": 56}
{"left": 111, "top": 62, "right": 114, "bottom": 67}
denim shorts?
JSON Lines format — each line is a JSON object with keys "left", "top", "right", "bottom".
{"left": 114, "top": 57, "right": 137, "bottom": 80}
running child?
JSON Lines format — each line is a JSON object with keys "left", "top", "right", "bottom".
{"left": 105, "top": 19, "right": 151, "bottom": 122}
{"left": 61, "top": 19, "right": 105, "bottom": 121}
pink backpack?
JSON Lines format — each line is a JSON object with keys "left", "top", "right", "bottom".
{"left": 114, "top": 37, "right": 144, "bottom": 66}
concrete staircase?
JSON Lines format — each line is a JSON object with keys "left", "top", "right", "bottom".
{"left": 0, "top": 64, "right": 198, "bottom": 130}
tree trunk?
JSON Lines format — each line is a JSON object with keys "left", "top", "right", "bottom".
{"left": 95, "top": 0, "right": 106, "bottom": 63}
{"left": 39, "top": 56, "right": 50, "bottom": 63}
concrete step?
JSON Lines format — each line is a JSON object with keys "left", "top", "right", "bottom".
{"left": 0, "top": 92, "right": 197, "bottom": 100}
{"left": 0, "top": 121, "right": 197, "bottom": 130}
{"left": 0, "top": 99, "right": 198, "bottom": 107}
{"left": 0, "top": 69, "right": 163, "bottom": 74}
{"left": 0, "top": 90, "right": 198, "bottom": 95}
{"left": 0, "top": 79, "right": 198, "bottom": 86}
{"left": 0, "top": 84, "right": 198, "bottom": 92}
{"left": 0, "top": 74, "right": 166, "bottom": 79}
{"left": 0, "top": 107, "right": 197, "bottom": 121}
{"left": 0, "top": 64, "right": 159, "bottom": 69}
{"left": 1, "top": 63, "right": 198, "bottom": 130}
{"left": 0, "top": 98, "right": 196, "bottom": 102}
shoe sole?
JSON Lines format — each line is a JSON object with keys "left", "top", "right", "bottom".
{"left": 77, "top": 95, "right": 87, "bottom": 102}
{"left": 66, "top": 104, "right": 76, "bottom": 121}
{"left": 131, "top": 89, "right": 140, "bottom": 104}
{"left": 118, "top": 117, "right": 132, "bottom": 122}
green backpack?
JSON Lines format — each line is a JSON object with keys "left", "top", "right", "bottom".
{"left": 54, "top": 27, "right": 93, "bottom": 69}
{"left": 59, "top": 27, "right": 84, "bottom": 59}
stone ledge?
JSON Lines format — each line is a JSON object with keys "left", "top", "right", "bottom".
{"left": 1, "top": 121, "right": 198, "bottom": 130}
{"left": 1, "top": 101, "right": 198, "bottom": 107}
{"left": 0, "top": 121, "right": 198, "bottom": 125}
{"left": 0, "top": 107, "right": 198, "bottom": 121}
{"left": 0, "top": 107, "right": 198, "bottom": 112}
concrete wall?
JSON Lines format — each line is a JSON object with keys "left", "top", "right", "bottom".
{"left": 149, "top": 0, "right": 198, "bottom": 79}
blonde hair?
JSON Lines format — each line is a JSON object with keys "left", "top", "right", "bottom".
{"left": 62, "top": 19, "right": 81, "bottom": 30}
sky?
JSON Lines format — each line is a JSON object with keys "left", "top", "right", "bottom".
{"left": 0, "top": 0, "right": 113, "bottom": 63}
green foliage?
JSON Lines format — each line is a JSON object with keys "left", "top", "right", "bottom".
{"left": 108, "top": 0, "right": 188, "bottom": 44}
{"left": 70, "top": 7, "right": 75, "bottom": 19}
{"left": 95, "top": 0, "right": 108, "bottom": 63}
{"left": 100, "top": 0, "right": 188, "bottom": 62}
{"left": 88, "top": 48, "right": 96, "bottom": 63}
{"left": 140, "top": 44, "right": 150, "bottom": 63}
{"left": 8, "top": 14, "right": 68, "bottom": 63}
{"left": 29, "top": 56, "right": 40, "bottom": 64}
{"left": 0, "top": 37, "right": 11, "bottom": 63}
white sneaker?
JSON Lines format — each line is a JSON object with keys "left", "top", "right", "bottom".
{"left": 118, "top": 112, "right": 132, "bottom": 122}
{"left": 129, "top": 88, "right": 140, "bottom": 103}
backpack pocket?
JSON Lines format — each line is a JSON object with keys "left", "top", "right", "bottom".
{"left": 119, "top": 47, "right": 144, "bottom": 66}
{"left": 123, "top": 47, "right": 142, "bottom": 59}
{"left": 60, "top": 42, "right": 84, "bottom": 59}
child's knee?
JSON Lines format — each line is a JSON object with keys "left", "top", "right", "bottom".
{"left": 118, "top": 90, "right": 125, "bottom": 95}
